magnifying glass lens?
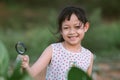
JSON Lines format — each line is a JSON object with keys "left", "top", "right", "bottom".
{"left": 15, "top": 42, "right": 26, "bottom": 55}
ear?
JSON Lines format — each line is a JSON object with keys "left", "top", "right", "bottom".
{"left": 84, "top": 22, "right": 90, "bottom": 32}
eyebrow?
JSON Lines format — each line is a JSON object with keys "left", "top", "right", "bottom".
{"left": 62, "top": 24, "right": 69, "bottom": 27}
{"left": 74, "top": 22, "right": 82, "bottom": 26}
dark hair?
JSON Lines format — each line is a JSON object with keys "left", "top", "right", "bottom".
{"left": 57, "top": 6, "right": 88, "bottom": 42}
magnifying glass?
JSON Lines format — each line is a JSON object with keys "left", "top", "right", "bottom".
{"left": 15, "top": 42, "right": 27, "bottom": 55}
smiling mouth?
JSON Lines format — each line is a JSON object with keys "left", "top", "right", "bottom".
{"left": 68, "top": 36, "right": 78, "bottom": 40}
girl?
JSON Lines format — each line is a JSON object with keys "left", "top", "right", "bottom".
{"left": 19, "top": 6, "right": 94, "bottom": 80}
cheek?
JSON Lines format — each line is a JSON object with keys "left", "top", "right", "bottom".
{"left": 80, "top": 32, "right": 85, "bottom": 39}
{"left": 61, "top": 31, "right": 69, "bottom": 40}
{"left": 61, "top": 30, "right": 68, "bottom": 36}
{"left": 77, "top": 29, "right": 84, "bottom": 34}
{"left": 77, "top": 30, "right": 85, "bottom": 38}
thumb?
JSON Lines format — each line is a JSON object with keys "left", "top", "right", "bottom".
{"left": 23, "top": 55, "right": 29, "bottom": 63}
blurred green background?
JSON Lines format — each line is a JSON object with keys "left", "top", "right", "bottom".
{"left": 0, "top": 0, "right": 120, "bottom": 79}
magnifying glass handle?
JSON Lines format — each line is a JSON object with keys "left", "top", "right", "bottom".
{"left": 15, "top": 55, "right": 27, "bottom": 73}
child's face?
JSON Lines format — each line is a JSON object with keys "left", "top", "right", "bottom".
{"left": 61, "top": 13, "right": 89, "bottom": 45}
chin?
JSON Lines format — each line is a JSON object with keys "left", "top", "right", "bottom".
{"left": 69, "top": 42, "right": 80, "bottom": 45}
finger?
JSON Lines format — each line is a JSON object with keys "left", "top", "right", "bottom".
{"left": 22, "top": 61, "right": 29, "bottom": 68}
{"left": 23, "top": 55, "right": 29, "bottom": 62}
{"left": 23, "top": 57, "right": 27, "bottom": 61}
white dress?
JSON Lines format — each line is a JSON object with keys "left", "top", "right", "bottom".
{"left": 46, "top": 43, "right": 92, "bottom": 80}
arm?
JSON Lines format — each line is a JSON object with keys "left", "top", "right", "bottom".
{"left": 22, "top": 45, "right": 52, "bottom": 78}
{"left": 87, "top": 53, "right": 94, "bottom": 76}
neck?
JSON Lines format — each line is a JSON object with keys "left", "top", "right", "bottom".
{"left": 62, "top": 41, "right": 81, "bottom": 53}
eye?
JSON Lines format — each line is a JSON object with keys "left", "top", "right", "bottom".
{"left": 75, "top": 26, "right": 80, "bottom": 29}
{"left": 64, "top": 27, "right": 68, "bottom": 29}
{"left": 63, "top": 26, "right": 69, "bottom": 30}
{"left": 75, "top": 23, "right": 84, "bottom": 29}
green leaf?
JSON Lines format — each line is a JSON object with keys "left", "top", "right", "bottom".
{"left": 0, "top": 40, "right": 9, "bottom": 77}
{"left": 8, "top": 59, "right": 33, "bottom": 80}
{"left": 68, "top": 67, "right": 92, "bottom": 80}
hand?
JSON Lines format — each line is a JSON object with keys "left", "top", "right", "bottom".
{"left": 16, "top": 54, "right": 30, "bottom": 69}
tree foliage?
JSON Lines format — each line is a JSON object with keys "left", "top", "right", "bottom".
{"left": 0, "top": 0, "right": 120, "bottom": 19}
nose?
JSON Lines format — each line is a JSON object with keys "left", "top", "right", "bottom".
{"left": 69, "top": 28, "right": 76, "bottom": 34}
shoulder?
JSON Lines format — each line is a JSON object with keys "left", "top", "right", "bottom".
{"left": 44, "top": 42, "right": 61, "bottom": 52}
{"left": 42, "top": 44, "right": 53, "bottom": 54}
{"left": 83, "top": 47, "right": 94, "bottom": 71}
{"left": 82, "top": 47, "right": 94, "bottom": 60}
{"left": 85, "top": 48, "right": 94, "bottom": 65}
{"left": 51, "top": 42, "right": 61, "bottom": 47}
{"left": 50, "top": 42, "right": 62, "bottom": 49}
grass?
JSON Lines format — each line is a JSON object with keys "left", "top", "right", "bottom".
{"left": 0, "top": 26, "right": 57, "bottom": 62}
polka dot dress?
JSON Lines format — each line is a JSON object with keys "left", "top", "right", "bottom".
{"left": 46, "top": 43, "right": 92, "bottom": 80}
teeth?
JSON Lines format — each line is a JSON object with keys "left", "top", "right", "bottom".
{"left": 69, "top": 36, "right": 77, "bottom": 40}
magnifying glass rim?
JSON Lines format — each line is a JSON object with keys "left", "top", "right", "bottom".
{"left": 15, "top": 42, "right": 27, "bottom": 55}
